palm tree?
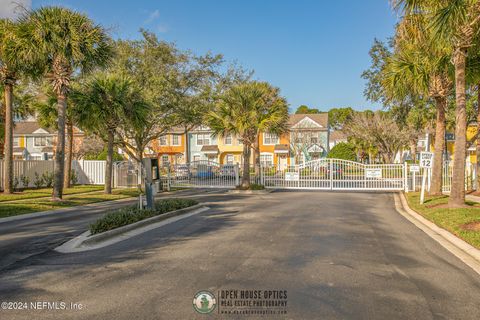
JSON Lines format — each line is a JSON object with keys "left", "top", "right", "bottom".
{"left": 0, "top": 19, "right": 40, "bottom": 194}
{"left": 71, "top": 74, "right": 148, "bottom": 194}
{"left": 208, "top": 81, "right": 289, "bottom": 188}
{"left": 382, "top": 14, "right": 452, "bottom": 195}
{"left": 394, "top": 0, "right": 480, "bottom": 205}
{"left": 34, "top": 83, "right": 76, "bottom": 188}
{"left": 19, "top": 7, "right": 113, "bottom": 200}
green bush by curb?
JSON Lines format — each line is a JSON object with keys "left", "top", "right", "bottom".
{"left": 90, "top": 198, "right": 198, "bottom": 234}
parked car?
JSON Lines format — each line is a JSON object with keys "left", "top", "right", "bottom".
{"left": 220, "top": 164, "right": 237, "bottom": 178}
{"left": 195, "top": 164, "right": 215, "bottom": 178}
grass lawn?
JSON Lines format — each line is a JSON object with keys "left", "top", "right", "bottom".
{"left": 405, "top": 192, "right": 480, "bottom": 249}
{"left": 0, "top": 188, "right": 141, "bottom": 218}
{"left": 0, "top": 185, "right": 104, "bottom": 202}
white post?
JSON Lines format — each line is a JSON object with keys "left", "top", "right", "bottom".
{"left": 413, "top": 171, "right": 416, "bottom": 192}
{"left": 404, "top": 162, "right": 408, "bottom": 192}
{"left": 235, "top": 164, "right": 240, "bottom": 186}
{"left": 420, "top": 167, "right": 427, "bottom": 204}
{"left": 167, "top": 166, "right": 171, "bottom": 191}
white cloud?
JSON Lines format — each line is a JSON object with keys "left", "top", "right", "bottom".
{"left": 144, "top": 9, "right": 159, "bottom": 24}
{"left": 157, "top": 24, "right": 168, "bottom": 33}
{"left": 0, "top": 0, "right": 31, "bottom": 19}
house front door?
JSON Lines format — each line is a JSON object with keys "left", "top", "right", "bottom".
{"left": 278, "top": 156, "right": 287, "bottom": 170}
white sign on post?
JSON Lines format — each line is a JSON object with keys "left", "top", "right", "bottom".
{"left": 285, "top": 172, "right": 300, "bottom": 181}
{"left": 365, "top": 168, "right": 382, "bottom": 179}
{"left": 419, "top": 152, "right": 433, "bottom": 204}
{"left": 409, "top": 165, "right": 420, "bottom": 173}
{"left": 420, "top": 152, "right": 433, "bottom": 168}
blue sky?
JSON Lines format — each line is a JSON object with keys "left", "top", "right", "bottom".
{"left": 27, "top": 0, "right": 398, "bottom": 112}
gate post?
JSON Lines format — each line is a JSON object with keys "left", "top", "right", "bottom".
{"left": 234, "top": 164, "right": 240, "bottom": 187}
{"left": 404, "top": 162, "right": 408, "bottom": 192}
{"left": 167, "top": 165, "right": 171, "bottom": 191}
{"left": 329, "top": 158, "right": 333, "bottom": 190}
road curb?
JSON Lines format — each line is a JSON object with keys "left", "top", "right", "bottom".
{"left": 394, "top": 192, "right": 480, "bottom": 275}
{"left": 55, "top": 204, "right": 209, "bottom": 253}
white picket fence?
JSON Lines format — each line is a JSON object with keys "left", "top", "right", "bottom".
{"left": 0, "top": 160, "right": 106, "bottom": 189}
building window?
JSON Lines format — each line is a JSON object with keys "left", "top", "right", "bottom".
{"left": 260, "top": 153, "right": 274, "bottom": 167}
{"left": 193, "top": 155, "right": 201, "bottom": 162}
{"left": 311, "top": 137, "right": 318, "bottom": 144}
{"left": 34, "top": 136, "right": 52, "bottom": 147}
{"left": 13, "top": 137, "right": 19, "bottom": 147}
{"left": 171, "top": 134, "right": 180, "bottom": 146}
{"left": 161, "top": 155, "right": 169, "bottom": 167}
{"left": 226, "top": 154, "right": 234, "bottom": 164}
{"left": 224, "top": 134, "right": 232, "bottom": 145}
{"left": 175, "top": 154, "right": 183, "bottom": 164}
{"left": 196, "top": 133, "right": 210, "bottom": 145}
{"left": 263, "top": 133, "right": 279, "bottom": 145}
{"left": 159, "top": 135, "right": 168, "bottom": 146}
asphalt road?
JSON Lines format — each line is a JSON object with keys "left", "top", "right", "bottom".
{"left": 0, "top": 191, "right": 480, "bottom": 319}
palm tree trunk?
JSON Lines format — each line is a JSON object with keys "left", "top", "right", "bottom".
{"left": 3, "top": 83, "right": 13, "bottom": 194}
{"left": 449, "top": 49, "right": 468, "bottom": 207}
{"left": 476, "top": 83, "right": 480, "bottom": 191}
{"left": 53, "top": 93, "right": 67, "bottom": 200}
{"left": 430, "top": 97, "right": 446, "bottom": 195}
{"left": 105, "top": 130, "right": 114, "bottom": 194}
{"left": 253, "top": 134, "right": 260, "bottom": 176}
{"left": 241, "top": 143, "right": 251, "bottom": 188}
{"left": 63, "top": 120, "right": 73, "bottom": 188}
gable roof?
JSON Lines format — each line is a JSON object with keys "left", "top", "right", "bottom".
{"left": 289, "top": 114, "right": 328, "bottom": 129}
{"left": 13, "top": 122, "right": 55, "bottom": 135}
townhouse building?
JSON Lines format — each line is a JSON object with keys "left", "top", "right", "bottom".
{"left": 151, "top": 114, "right": 331, "bottom": 169}
{"left": 152, "top": 127, "right": 186, "bottom": 167}
{"left": 12, "top": 121, "right": 85, "bottom": 160}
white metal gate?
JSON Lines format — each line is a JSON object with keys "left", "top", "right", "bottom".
{"left": 167, "top": 161, "right": 239, "bottom": 189}
{"left": 261, "top": 159, "right": 405, "bottom": 191}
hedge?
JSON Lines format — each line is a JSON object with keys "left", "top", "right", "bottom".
{"left": 89, "top": 198, "right": 198, "bottom": 234}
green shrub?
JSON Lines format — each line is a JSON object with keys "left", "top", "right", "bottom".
{"left": 20, "top": 175, "right": 30, "bottom": 188}
{"left": 33, "top": 172, "right": 44, "bottom": 189}
{"left": 42, "top": 171, "right": 54, "bottom": 188}
{"left": 236, "top": 183, "right": 265, "bottom": 190}
{"left": 13, "top": 177, "right": 19, "bottom": 191}
{"left": 327, "top": 142, "right": 356, "bottom": 161}
{"left": 89, "top": 198, "right": 198, "bottom": 235}
{"left": 249, "top": 183, "right": 265, "bottom": 190}
{"left": 70, "top": 170, "right": 78, "bottom": 185}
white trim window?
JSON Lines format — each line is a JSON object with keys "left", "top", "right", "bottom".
{"left": 196, "top": 133, "right": 210, "bottom": 146}
{"left": 159, "top": 135, "right": 168, "bottom": 146}
{"left": 193, "top": 155, "right": 201, "bottom": 162}
{"left": 171, "top": 134, "right": 180, "bottom": 146}
{"left": 34, "top": 136, "right": 52, "bottom": 147}
{"left": 226, "top": 154, "right": 234, "bottom": 164}
{"left": 13, "top": 137, "right": 19, "bottom": 147}
{"left": 263, "top": 133, "right": 279, "bottom": 145}
{"left": 224, "top": 134, "right": 232, "bottom": 145}
{"left": 260, "top": 153, "right": 274, "bottom": 167}
{"left": 161, "top": 155, "right": 169, "bottom": 167}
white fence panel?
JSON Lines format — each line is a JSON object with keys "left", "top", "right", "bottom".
{"left": 0, "top": 160, "right": 106, "bottom": 189}
{"left": 0, "top": 160, "right": 54, "bottom": 189}
{"left": 73, "top": 160, "right": 106, "bottom": 185}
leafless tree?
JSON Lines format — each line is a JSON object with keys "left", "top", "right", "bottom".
{"left": 343, "top": 111, "right": 409, "bottom": 163}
